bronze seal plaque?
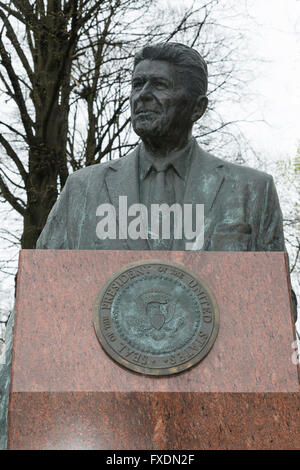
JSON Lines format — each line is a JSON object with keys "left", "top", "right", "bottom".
{"left": 94, "top": 260, "right": 219, "bottom": 376}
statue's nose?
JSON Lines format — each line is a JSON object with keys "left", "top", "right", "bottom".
{"left": 139, "top": 82, "right": 152, "bottom": 99}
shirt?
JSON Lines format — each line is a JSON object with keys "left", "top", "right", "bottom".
{"left": 139, "top": 138, "right": 194, "bottom": 207}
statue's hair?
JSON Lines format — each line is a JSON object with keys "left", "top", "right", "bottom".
{"left": 133, "top": 42, "right": 208, "bottom": 98}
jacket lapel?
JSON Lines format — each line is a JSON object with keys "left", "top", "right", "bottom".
{"left": 104, "top": 146, "right": 149, "bottom": 250}
{"left": 173, "top": 142, "right": 225, "bottom": 251}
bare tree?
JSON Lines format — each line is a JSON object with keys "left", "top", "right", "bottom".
{"left": 0, "top": 1, "right": 98, "bottom": 247}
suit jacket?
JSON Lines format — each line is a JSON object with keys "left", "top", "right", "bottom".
{"left": 36, "top": 141, "right": 285, "bottom": 253}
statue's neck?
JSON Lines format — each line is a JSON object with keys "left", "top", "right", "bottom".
{"left": 141, "top": 130, "right": 192, "bottom": 158}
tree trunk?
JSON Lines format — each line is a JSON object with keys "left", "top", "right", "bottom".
{"left": 21, "top": 145, "right": 58, "bottom": 248}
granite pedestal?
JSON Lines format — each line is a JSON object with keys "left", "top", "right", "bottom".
{"left": 7, "top": 250, "right": 300, "bottom": 449}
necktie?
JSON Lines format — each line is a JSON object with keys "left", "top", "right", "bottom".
{"left": 148, "top": 162, "right": 175, "bottom": 250}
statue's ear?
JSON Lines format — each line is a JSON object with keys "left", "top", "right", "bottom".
{"left": 191, "top": 95, "right": 208, "bottom": 123}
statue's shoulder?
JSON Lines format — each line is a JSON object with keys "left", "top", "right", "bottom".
{"left": 222, "top": 159, "right": 273, "bottom": 185}
{"left": 196, "top": 144, "right": 273, "bottom": 184}
{"left": 67, "top": 160, "right": 109, "bottom": 183}
{"left": 66, "top": 147, "right": 138, "bottom": 186}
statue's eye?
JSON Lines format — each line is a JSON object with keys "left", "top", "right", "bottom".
{"left": 132, "top": 80, "right": 144, "bottom": 90}
{"left": 153, "top": 80, "right": 169, "bottom": 90}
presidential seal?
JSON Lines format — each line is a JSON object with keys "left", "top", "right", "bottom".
{"left": 94, "top": 260, "right": 219, "bottom": 376}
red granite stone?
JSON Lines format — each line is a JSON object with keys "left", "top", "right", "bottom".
{"left": 7, "top": 250, "right": 300, "bottom": 449}
{"left": 8, "top": 392, "right": 300, "bottom": 450}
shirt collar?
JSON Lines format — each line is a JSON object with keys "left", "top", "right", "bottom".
{"left": 139, "top": 138, "right": 194, "bottom": 181}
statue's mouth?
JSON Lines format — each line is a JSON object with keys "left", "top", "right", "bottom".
{"left": 135, "top": 109, "right": 159, "bottom": 116}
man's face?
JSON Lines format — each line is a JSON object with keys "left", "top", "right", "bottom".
{"left": 130, "top": 59, "right": 193, "bottom": 140}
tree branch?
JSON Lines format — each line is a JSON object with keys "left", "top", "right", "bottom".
{"left": 0, "top": 37, "right": 34, "bottom": 142}
{"left": 0, "top": 172, "right": 25, "bottom": 215}
{"left": 0, "top": 133, "right": 28, "bottom": 183}
{"left": 0, "top": 1, "right": 26, "bottom": 23}
{"left": 0, "top": 9, "right": 34, "bottom": 83}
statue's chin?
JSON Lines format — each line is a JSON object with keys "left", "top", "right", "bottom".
{"left": 134, "top": 128, "right": 161, "bottom": 140}
{"left": 133, "top": 118, "right": 165, "bottom": 139}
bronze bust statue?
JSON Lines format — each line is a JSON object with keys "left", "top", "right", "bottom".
{"left": 36, "top": 42, "right": 297, "bottom": 319}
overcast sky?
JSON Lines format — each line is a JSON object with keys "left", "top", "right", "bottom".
{"left": 240, "top": 0, "right": 300, "bottom": 160}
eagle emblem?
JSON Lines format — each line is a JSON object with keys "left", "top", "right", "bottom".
{"left": 126, "top": 290, "right": 184, "bottom": 341}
